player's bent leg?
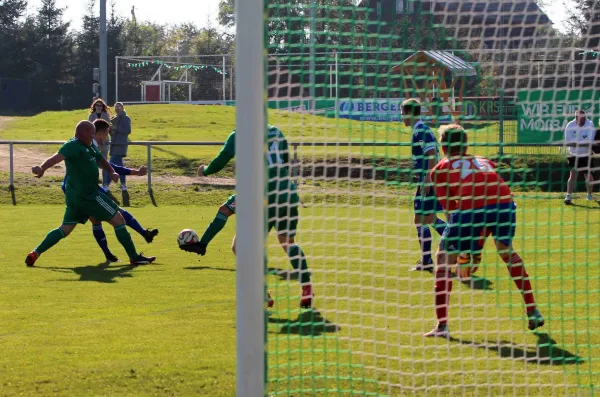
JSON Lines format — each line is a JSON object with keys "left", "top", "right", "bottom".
{"left": 183, "top": 200, "right": 236, "bottom": 256}
{"left": 413, "top": 213, "right": 435, "bottom": 272}
{"left": 119, "top": 208, "right": 159, "bottom": 243}
{"left": 275, "top": 203, "right": 313, "bottom": 309}
{"left": 585, "top": 170, "right": 594, "bottom": 199}
{"left": 231, "top": 235, "right": 236, "bottom": 255}
{"left": 495, "top": 240, "right": 543, "bottom": 330}
{"left": 103, "top": 202, "right": 155, "bottom": 265}
{"left": 26, "top": 223, "right": 77, "bottom": 267}
{"left": 565, "top": 169, "right": 578, "bottom": 204}
{"left": 90, "top": 217, "right": 118, "bottom": 262}
{"left": 426, "top": 249, "right": 456, "bottom": 338}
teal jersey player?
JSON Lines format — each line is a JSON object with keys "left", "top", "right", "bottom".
{"left": 181, "top": 125, "right": 313, "bottom": 309}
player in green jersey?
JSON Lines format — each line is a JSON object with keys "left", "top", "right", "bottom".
{"left": 25, "top": 120, "right": 155, "bottom": 267}
{"left": 181, "top": 125, "right": 313, "bottom": 308}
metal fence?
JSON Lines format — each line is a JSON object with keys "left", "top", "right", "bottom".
{"left": 1, "top": 140, "right": 564, "bottom": 198}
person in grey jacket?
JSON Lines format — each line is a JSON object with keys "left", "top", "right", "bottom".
{"left": 109, "top": 102, "right": 132, "bottom": 191}
{"left": 89, "top": 98, "right": 112, "bottom": 188}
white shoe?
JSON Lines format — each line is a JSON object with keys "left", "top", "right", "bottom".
{"left": 120, "top": 185, "right": 128, "bottom": 192}
{"left": 587, "top": 194, "right": 594, "bottom": 201}
{"left": 102, "top": 185, "right": 110, "bottom": 192}
{"left": 424, "top": 324, "right": 450, "bottom": 338}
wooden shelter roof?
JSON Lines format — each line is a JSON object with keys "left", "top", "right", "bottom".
{"left": 391, "top": 51, "right": 477, "bottom": 77}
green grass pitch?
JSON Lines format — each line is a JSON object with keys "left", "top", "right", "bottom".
{"left": 0, "top": 105, "right": 598, "bottom": 395}
{"left": 0, "top": 198, "right": 598, "bottom": 396}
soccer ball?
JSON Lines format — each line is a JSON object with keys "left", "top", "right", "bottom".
{"left": 178, "top": 229, "right": 199, "bottom": 247}
{"left": 456, "top": 253, "right": 482, "bottom": 279}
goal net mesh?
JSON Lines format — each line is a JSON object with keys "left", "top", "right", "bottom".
{"left": 262, "top": 0, "right": 600, "bottom": 395}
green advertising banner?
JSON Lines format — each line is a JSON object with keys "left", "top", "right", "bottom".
{"left": 517, "top": 90, "right": 600, "bottom": 143}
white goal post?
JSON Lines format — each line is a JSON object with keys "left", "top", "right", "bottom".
{"left": 235, "top": 0, "right": 265, "bottom": 396}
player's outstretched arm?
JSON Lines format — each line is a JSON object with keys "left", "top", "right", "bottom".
{"left": 98, "top": 157, "right": 119, "bottom": 182}
{"left": 199, "top": 151, "right": 234, "bottom": 177}
{"left": 32, "top": 153, "right": 65, "bottom": 178}
{"left": 108, "top": 161, "right": 136, "bottom": 176}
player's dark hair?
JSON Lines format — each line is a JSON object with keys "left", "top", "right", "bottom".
{"left": 93, "top": 119, "right": 110, "bottom": 132}
{"left": 401, "top": 99, "right": 421, "bottom": 117}
{"left": 439, "top": 124, "right": 467, "bottom": 154}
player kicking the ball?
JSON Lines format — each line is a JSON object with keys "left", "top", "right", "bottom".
{"left": 425, "top": 124, "right": 544, "bottom": 338}
{"left": 180, "top": 125, "right": 313, "bottom": 309}
{"left": 25, "top": 121, "right": 155, "bottom": 267}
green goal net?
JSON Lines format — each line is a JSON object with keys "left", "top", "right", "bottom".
{"left": 258, "top": 0, "right": 600, "bottom": 395}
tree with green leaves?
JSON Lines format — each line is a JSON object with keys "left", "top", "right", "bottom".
{"left": 31, "top": 0, "right": 74, "bottom": 110}
{"left": 0, "top": 0, "right": 28, "bottom": 78}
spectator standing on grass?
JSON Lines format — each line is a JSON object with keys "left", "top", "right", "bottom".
{"left": 563, "top": 110, "right": 596, "bottom": 205}
{"left": 109, "top": 102, "right": 132, "bottom": 192}
{"left": 89, "top": 99, "right": 112, "bottom": 189}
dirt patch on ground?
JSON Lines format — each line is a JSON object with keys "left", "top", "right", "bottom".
{"left": 0, "top": 116, "right": 14, "bottom": 130}
{"left": 0, "top": 144, "right": 236, "bottom": 186}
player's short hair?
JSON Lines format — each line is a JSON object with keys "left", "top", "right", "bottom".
{"left": 439, "top": 124, "right": 467, "bottom": 154}
{"left": 401, "top": 98, "right": 421, "bottom": 117}
{"left": 93, "top": 119, "right": 110, "bottom": 132}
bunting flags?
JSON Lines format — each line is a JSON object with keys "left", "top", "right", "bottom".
{"left": 578, "top": 49, "right": 600, "bottom": 57}
{"left": 126, "top": 60, "right": 227, "bottom": 74}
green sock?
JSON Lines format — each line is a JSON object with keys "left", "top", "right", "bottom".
{"left": 288, "top": 245, "right": 311, "bottom": 284}
{"left": 200, "top": 212, "right": 228, "bottom": 245}
{"left": 35, "top": 228, "right": 66, "bottom": 255}
{"left": 114, "top": 224, "right": 137, "bottom": 260}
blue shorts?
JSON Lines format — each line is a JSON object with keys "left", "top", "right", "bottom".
{"left": 440, "top": 202, "right": 517, "bottom": 254}
{"left": 414, "top": 186, "right": 443, "bottom": 215}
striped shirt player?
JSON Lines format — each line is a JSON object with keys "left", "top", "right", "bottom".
{"left": 402, "top": 99, "right": 447, "bottom": 271}
{"left": 423, "top": 124, "right": 544, "bottom": 338}
{"left": 180, "top": 125, "right": 313, "bottom": 308}
{"left": 563, "top": 110, "right": 596, "bottom": 204}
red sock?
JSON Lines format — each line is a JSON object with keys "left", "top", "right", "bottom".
{"left": 434, "top": 268, "right": 453, "bottom": 325}
{"left": 505, "top": 253, "right": 536, "bottom": 311}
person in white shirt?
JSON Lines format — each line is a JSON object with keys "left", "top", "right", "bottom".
{"left": 563, "top": 110, "right": 596, "bottom": 204}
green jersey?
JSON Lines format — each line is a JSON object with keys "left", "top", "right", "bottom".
{"left": 58, "top": 138, "right": 103, "bottom": 200}
{"left": 203, "top": 125, "right": 298, "bottom": 205}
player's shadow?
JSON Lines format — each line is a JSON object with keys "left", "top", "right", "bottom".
{"left": 184, "top": 266, "right": 235, "bottom": 272}
{"left": 44, "top": 262, "right": 140, "bottom": 283}
{"left": 449, "top": 332, "right": 584, "bottom": 366}
{"left": 267, "top": 267, "right": 299, "bottom": 281}
{"left": 458, "top": 276, "right": 494, "bottom": 291}
{"left": 268, "top": 310, "right": 340, "bottom": 337}
{"left": 567, "top": 201, "right": 600, "bottom": 210}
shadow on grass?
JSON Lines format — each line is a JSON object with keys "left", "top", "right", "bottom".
{"left": 461, "top": 122, "right": 497, "bottom": 131}
{"left": 567, "top": 201, "right": 600, "bottom": 210}
{"left": 148, "top": 188, "right": 158, "bottom": 207}
{"left": 268, "top": 310, "right": 340, "bottom": 337}
{"left": 184, "top": 265, "right": 235, "bottom": 272}
{"left": 40, "top": 262, "right": 154, "bottom": 283}
{"left": 267, "top": 267, "right": 299, "bottom": 282}
{"left": 449, "top": 332, "right": 585, "bottom": 366}
{"left": 459, "top": 276, "right": 494, "bottom": 291}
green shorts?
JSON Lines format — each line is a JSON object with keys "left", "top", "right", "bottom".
{"left": 267, "top": 203, "right": 298, "bottom": 238}
{"left": 223, "top": 194, "right": 299, "bottom": 237}
{"left": 63, "top": 191, "right": 119, "bottom": 225}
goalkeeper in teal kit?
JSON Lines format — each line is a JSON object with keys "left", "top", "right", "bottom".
{"left": 181, "top": 125, "right": 313, "bottom": 308}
